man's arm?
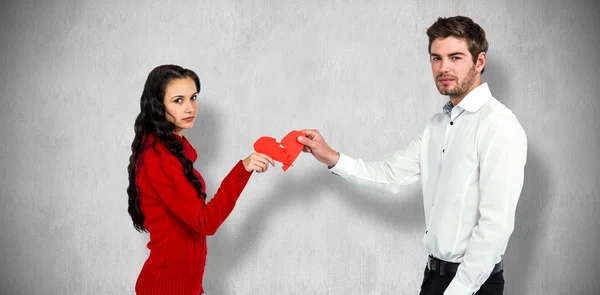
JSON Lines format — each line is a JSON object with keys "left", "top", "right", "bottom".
{"left": 444, "top": 114, "right": 527, "bottom": 295}
{"left": 297, "top": 129, "right": 422, "bottom": 195}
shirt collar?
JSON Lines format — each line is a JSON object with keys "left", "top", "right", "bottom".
{"left": 442, "top": 82, "right": 492, "bottom": 114}
{"left": 442, "top": 101, "right": 454, "bottom": 114}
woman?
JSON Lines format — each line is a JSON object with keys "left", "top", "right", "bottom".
{"left": 127, "top": 64, "right": 274, "bottom": 295}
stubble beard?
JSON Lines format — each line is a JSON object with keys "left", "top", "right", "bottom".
{"left": 436, "top": 65, "right": 477, "bottom": 97}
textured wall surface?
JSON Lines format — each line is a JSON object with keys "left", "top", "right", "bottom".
{"left": 1, "top": 0, "right": 599, "bottom": 294}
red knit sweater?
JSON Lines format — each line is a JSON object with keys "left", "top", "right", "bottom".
{"left": 134, "top": 133, "right": 252, "bottom": 295}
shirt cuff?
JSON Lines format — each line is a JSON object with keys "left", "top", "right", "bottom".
{"left": 443, "top": 278, "right": 476, "bottom": 295}
{"left": 328, "top": 153, "right": 359, "bottom": 178}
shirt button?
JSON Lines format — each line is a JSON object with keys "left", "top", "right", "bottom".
{"left": 425, "top": 230, "right": 428, "bottom": 234}
{"left": 442, "top": 149, "right": 445, "bottom": 153}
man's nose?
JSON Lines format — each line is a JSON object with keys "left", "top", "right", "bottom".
{"left": 439, "top": 58, "right": 451, "bottom": 72}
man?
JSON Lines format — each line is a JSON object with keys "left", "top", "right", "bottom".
{"left": 297, "top": 16, "right": 527, "bottom": 295}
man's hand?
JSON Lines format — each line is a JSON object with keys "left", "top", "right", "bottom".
{"left": 296, "top": 129, "right": 340, "bottom": 167}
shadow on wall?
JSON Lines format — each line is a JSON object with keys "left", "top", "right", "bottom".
{"left": 335, "top": 178, "right": 423, "bottom": 233}
{"left": 188, "top": 101, "right": 220, "bottom": 172}
{"left": 504, "top": 145, "right": 548, "bottom": 295}
{"left": 204, "top": 163, "right": 423, "bottom": 293}
{"left": 484, "top": 53, "right": 549, "bottom": 295}
{"left": 183, "top": 93, "right": 424, "bottom": 293}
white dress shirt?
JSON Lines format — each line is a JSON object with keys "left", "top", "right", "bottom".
{"left": 330, "top": 83, "right": 527, "bottom": 294}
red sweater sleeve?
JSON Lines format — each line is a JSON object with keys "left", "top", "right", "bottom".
{"left": 142, "top": 149, "right": 253, "bottom": 235}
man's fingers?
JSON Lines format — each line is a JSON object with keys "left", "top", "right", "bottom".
{"left": 299, "top": 129, "right": 319, "bottom": 140}
{"left": 299, "top": 129, "right": 313, "bottom": 136}
{"left": 297, "top": 135, "right": 317, "bottom": 148}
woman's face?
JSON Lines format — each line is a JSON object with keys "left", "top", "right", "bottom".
{"left": 163, "top": 77, "right": 198, "bottom": 135}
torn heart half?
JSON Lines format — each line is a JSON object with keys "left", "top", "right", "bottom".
{"left": 253, "top": 130, "right": 305, "bottom": 172}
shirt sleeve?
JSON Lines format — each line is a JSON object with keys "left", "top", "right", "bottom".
{"left": 328, "top": 132, "right": 422, "bottom": 195}
{"left": 444, "top": 114, "right": 527, "bottom": 295}
{"left": 142, "top": 150, "right": 253, "bottom": 236}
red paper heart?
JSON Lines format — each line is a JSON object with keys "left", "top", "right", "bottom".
{"left": 253, "top": 130, "right": 305, "bottom": 172}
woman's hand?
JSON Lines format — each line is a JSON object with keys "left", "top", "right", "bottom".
{"left": 242, "top": 152, "right": 275, "bottom": 173}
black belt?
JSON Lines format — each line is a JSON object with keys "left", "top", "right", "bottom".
{"left": 427, "top": 255, "right": 502, "bottom": 276}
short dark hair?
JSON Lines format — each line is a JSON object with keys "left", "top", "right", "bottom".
{"left": 426, "top": 16, "right": 489, "bottom": 74}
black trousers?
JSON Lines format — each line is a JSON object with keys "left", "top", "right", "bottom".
{"left": 419, "top": 266, "right": 504, "bottom": 295}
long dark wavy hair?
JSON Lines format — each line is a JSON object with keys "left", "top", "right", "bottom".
{"left": 127, "top": 64, "right": 207, "bottom": 233}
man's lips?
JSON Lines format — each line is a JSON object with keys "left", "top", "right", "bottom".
{"left": 438, "top": 77, "right": 455, "bottom": 84}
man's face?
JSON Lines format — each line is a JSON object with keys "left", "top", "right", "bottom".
{"left": 430, "top": 36, "right": 483, "bottom": 99}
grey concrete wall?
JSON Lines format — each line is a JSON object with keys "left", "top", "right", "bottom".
{"left": 1, "top": 0, "right": 598, "bottom": 294}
